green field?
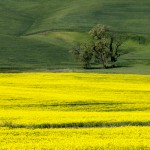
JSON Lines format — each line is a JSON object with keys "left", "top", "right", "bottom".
{"left": 0, "top": 73, "right": 150, "bottom": 149}
{"left": 0, "top": 0, "right": 150, "bottom": 73}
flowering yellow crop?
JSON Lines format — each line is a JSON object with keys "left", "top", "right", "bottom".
{"left": 0, "top": 73, "right": 150, "bottom": 149}
{"left": 0, "top": 127, "right": 150, "bottom": 149}
{"left": 0, "top": 73, "right": 149, "bottom": 107}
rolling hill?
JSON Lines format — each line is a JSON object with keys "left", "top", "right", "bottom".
{"left": 0, "top": 0, "right": 150, "bottom": 73}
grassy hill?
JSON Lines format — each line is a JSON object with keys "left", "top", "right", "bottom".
{"left": 0, "top": 0, "right": 150, "bottom": 73}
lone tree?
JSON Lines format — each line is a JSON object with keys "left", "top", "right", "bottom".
{"left": 71, "top": 42, "right": 93, "bottom": 69}
{"left": 71, "top": 24, "right": 127, "bottom": 69}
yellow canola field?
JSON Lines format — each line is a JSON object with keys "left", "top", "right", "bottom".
{"left": 1, "top": 127, "right": 150, "bottom": 150}
{"left": 0, "top": 73, "right": 149, "bottom": 108}
{"left": 1, "top": 110, "right": 150, "bottom": 127}
{"left": 0, "top": 73, "right": 150, "bottom": 149}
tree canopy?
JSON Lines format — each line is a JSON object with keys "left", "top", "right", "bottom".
{"left": 71, "top": 24, "right": 127, "bottom": 69}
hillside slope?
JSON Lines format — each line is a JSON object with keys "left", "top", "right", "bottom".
{"left": 0, "top": 0, "right": 150, "bottom": 73}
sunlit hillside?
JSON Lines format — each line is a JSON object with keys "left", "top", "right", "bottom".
{"left": 0, "top": 0, "right": 150, "bottom": 72}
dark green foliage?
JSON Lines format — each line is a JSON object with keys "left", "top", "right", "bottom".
{"left": 90, "top": 25, "right": 110, "bottom": 68}
{"left": 70, "top": 42, "right": 93, "bottom": 69}
{"left": 90, "top": 24, "right": 127, "bottom": 68}
{"left": 2, "top": 121, "right": 150, "bottom": 129}
{"left": 72, "top": 24, "right": 127, "bottom": 69}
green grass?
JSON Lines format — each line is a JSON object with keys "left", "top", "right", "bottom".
{"left": 1, "top": 0, "right": 150, "bottom": 35}
{"left": 0, "top": 0, "right": 150, "bottom": 73}
{"left": 0, "top": 34, "right": 76, "bottom": 71}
